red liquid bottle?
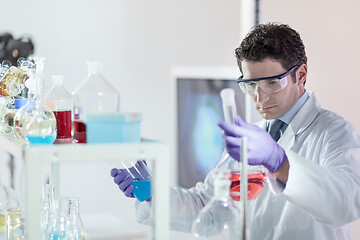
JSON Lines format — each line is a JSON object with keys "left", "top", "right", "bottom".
{"left": 45, "top": 75, "right": 73, "bottom": 144}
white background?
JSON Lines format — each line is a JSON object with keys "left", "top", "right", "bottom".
{"left": 1, "top": 0, "right": 360, "bottom": 239}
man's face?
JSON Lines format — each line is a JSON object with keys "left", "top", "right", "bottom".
{"left": 241, "top": 58, "right": 305, "bottom": 120}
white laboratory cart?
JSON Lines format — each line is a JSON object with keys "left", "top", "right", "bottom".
{"left": 0, "top": 136, "right": 170, "bottom": 240}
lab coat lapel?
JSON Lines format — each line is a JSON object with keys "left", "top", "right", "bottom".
{"left": 278, "top": 91, "right": 321, "bottom": 149}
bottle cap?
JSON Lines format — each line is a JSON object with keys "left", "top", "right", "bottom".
{"left": 52, "top": 75, "right": 64, "bottom": 87}
{"left": 87, "top": 61, "right": 103, "bottom": 75}
{"left": 15, "top": 98, "right": 35, "bottom": 111}
{"left": 14, "top": 98, "right": 29, "bottom": 109}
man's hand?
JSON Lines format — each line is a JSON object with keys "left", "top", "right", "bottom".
{"left": 218, "top": 115, "right": 287, "bottom": 173}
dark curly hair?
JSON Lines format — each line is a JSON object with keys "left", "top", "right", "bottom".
{"left": 235, "top": 23, "right": 307, "bottom": 81}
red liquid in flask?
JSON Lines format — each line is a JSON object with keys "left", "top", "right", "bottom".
{"left": 53, "top": 110, "right": 72, "bottom": 139}
{"left": 73, "top": 120, "right": 87, "bottom": 143}
{"left": 229, "top": 171, "right": 266, "bottom": 201}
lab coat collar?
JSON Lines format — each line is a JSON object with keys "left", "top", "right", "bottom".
{"left": 278, "top": 91, "right": 321, "bottom": 147}
{"left": 257, "top": 91, "right": 321, "bottom": 148}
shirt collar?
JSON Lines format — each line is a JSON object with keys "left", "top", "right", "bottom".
{"left": 279, "top": 91, "right": 309, "bottom": 125}
{"left": 266, "top": 91, "right": 310, "bottom": 128}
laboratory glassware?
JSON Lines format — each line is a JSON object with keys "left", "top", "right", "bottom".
{"left": 45, "top": 75, "right": 73, "bottom": 144}
{"left": 72, "top": 61, "right": 120, "bottom": 143}
{"left": 67, "top": 198, "right": 88, "bottom": 240}
{"left": 216, "top": 88, "right": 266, "bottom": 201}
{"left": 0, "top": 66, "right": 18, "bottom": 97}
{"left": 0, "top": 182, "right": 24, "bottom": 240}
{"left": 47, "top": 197, "right": 88, "bottom": 240}
{"left": 120, "top": 159, "right": 152, "bottom": 202}
{"left": 6, "top": 66, "right": 28, "bottom": 97}
{"left": 0, "top": 98, "right": 16, "bottom": 141}
{"left": 13, "top": 98, "right": 35, "bottom": 141}
{"left": 41, "top": 184, "right": 55, "bottom": 240}
{"left": 24, "top": 58, "right": 57, "bottom": 145}
{"left": 191, "top": 169, "right": 243, "bottom": 240}
{"left": 47, "top": 198, "right": 69, "bottom": 240}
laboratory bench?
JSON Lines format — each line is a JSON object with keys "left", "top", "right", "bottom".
{"left": 0, "top": 136, "right": 170, "bottom": 240}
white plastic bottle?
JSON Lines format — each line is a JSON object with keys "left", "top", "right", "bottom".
{"left": 72, "top": 62, "right": 119, "bottom": 143}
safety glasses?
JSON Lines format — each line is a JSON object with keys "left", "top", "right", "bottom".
{"left": 237, "top": 65, "right": 298, "bottom": 95}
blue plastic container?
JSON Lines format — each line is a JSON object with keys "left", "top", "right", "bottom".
{"left": 86, "top": 113, "right": 142, "bottom": 143}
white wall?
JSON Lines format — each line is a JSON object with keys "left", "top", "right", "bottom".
{"left": 1, "top": 0, "right": 240, "bottom": 239}
{"left": 260, "top": 1, "right": 360, "bottom": 239}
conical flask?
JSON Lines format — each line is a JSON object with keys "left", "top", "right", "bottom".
{"left": 67, "top": 198, "right": 88, "bottom": 240}
{"left": 216, "top": 88, "right": 266, "bottom": 201}
{"left": 191, "top": 169, "right": 243, "bottom": 239}
{"left": 45, "top": 75, "right": 73, "bottom": 144}
{"left": 72, "top": 61, "right": 120, "bottom": 143}
{"left": 47, "top": 197, "right": 69, "bottom": 240}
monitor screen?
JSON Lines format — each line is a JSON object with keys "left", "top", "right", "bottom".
{"left": 177, "top": 78, "right": 246, "bottom": 188}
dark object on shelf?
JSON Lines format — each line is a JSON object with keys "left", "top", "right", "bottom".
{"left": 0, "top": 33, "right": 34, "bottom": 66}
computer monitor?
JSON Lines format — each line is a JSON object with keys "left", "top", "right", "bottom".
{"left": 173, "top": 66, "right": 249, "bottom": 188}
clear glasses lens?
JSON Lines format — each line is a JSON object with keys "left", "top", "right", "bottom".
{"left": 239, "top": 76, "right": 288, "bottom": 95}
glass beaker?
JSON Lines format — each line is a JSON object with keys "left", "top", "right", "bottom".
{"left": 216, "top": 88, "right": 266, "bottom": 201}
{"left": 119, "top": 159, "right": 152, "bottom": 202}
{"left": 72, "top": 61, "right": 120, "bottom": 143}
{"left": 45, "top": 75, "right": 73, "bottom": 144}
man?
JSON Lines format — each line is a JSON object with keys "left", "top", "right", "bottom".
{"left": 111, "top": 23, "right": 360, "bottom": 239}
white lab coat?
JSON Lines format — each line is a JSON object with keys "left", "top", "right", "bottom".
{"left": 136, "top": 92, "right": 360, "bottom": 240}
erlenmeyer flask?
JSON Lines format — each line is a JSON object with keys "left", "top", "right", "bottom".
{"left": 47, "top": 198, "right": 70, "bottom": 240}
{"left": 216, "top": 88, "right": 266, "bottom": 201}
{"left": 72, "top": 61, "right": 120, "bottom": 143}
{"left": 68, "top": 198, "right": 88, "bottom": 240}
{"left": 191, "top": 169, "right": 244, "bottom": 239}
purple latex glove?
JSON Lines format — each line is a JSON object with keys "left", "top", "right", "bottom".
{"left": 217, "top": 115, "right": 287, "bottom": 173}
{"left": 111, "top": 168, "right": 135, "bottom": 198}
{"left": 110, "top": 160, "right": 152, "bottom": 201}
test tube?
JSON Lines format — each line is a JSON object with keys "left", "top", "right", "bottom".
{"left": 216, "top": 88, "right": 238, "bottom": 168}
